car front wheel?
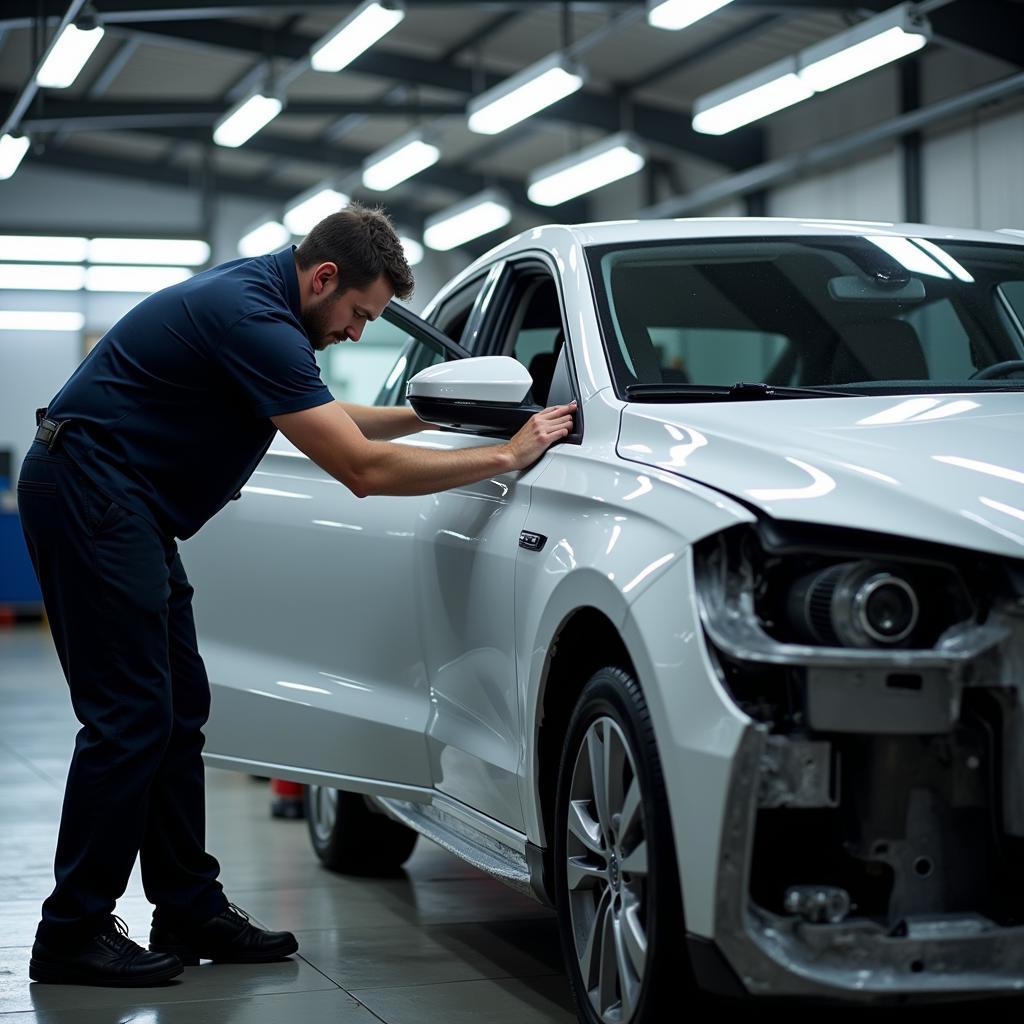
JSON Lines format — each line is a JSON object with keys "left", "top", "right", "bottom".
{"left": 304, "top": 785, "right": 418, "bottom": 875}
{"left": 554, "top": 666, "right": 692, "bottom": 1023}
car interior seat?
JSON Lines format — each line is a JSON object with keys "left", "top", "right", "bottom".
{"left": 831, "top": 319, "right": 928, "bottom": 384}
{"left": 527, "top": 333, "right": 562, "bottom": 406}
{"left": 612, "top": 296, "right": 663, "bottom": 385}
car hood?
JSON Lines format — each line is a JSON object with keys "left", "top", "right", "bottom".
{"left": 617, "top": 391, "right": 1024, "bottom": 558}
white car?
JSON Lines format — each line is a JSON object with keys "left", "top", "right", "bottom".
{"left": 187, "top": 219, "right": 1024, "bottom": 1018}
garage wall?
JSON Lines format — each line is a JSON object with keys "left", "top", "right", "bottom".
{"left": 768, "top": 149, "right": 904, "bottom": 222}
{"left": 760, "top": 46, "right": 1022, "bottom": 229}
{"left": 0, "top": 330, "right": 81, "bottom": 472}
{"left": 0, "top": 168, "right": 469, "bottom": 468}
{"left": 922, "top": 105, "right": 1024, "bottom": 230}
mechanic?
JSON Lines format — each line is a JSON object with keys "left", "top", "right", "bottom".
{"left": 17, "top": 203, "right": 576, "bottom": 987}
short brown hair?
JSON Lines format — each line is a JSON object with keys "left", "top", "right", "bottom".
{"left": 295, "top": 201, "right": 414, "bottom": 301}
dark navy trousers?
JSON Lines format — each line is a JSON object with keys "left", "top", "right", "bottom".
{"left": 17, "top": 441, "right": 227, "bottom": 948}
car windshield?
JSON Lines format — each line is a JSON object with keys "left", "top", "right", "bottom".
{"left": 586, "top": 235, "right": 1024, "bottom": 399}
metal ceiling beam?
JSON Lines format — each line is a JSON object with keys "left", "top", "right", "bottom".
{"left": 108, "top": 18, "right": 761, "bottom": 168}
{"left": 22, "top": 144, "right": 428, "bottom": 228}
{"left": 0, "top": 0, "right": 917, "bottom": 29}
{"left": 134, "top": 125, "right": 591, "bottom": 220}
{"left": 640, "top": 68, "right": 1024, "bottom": 218}
{"left": 2, "top": 0, "right": 87, "bottom": 135}
{"left": 929, "top": 2, "right": 1024, "bottom": 68}
{"left": 625, "top": 13, "right": 783, "bottom": 92}
{"left": 9, "top": 94, "right": 466, "bottom": 133}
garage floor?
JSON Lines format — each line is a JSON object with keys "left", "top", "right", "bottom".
{"left": 0, "top": 625, "right": 575, "bottom": 1023}
{"left": 1, "top": 626, "right": 1016, "bottom": 1024}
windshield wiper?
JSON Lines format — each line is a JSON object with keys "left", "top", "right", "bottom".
{"left": 624, "top": 382, "right": 858, "bottom": 402}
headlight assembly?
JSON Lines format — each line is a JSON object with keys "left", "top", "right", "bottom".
{"left": 692, "top": 522, "right": 1019, "bottom": 735}
{"left": 787, "top": 561, "right": 920, "bottom": 648}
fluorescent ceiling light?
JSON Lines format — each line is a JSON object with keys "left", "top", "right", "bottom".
{"left": 0, "top": 235, "right": 88, "bottom": 262}
{"left": 310, "top": 0, "right": 405, "bottom": 73}
{"left": 0, "top": 264, "right": 85, "bottom": 290}
{"left": 0, "top": 134, "right": 30, "bottom": 180}
{"left": 239, "top": 220, "right": 291, "bottom": 257}
{"left": 399, "top": 236, "right": 424, "bottom": 266}
{"left": 693, "top": 57, "right": 812, "bottom": 135}
{"left": 423, "top": 190, "right": 512, "bottom": 252}
{"left": 866, "top": 235, "right": 950, "bottom": 279}
{"left": 647, "top": 0, "right": 735, "bottom": 32}
{"left": 362, "top": 133, "right": 439, "bottom": 191}
{"left": 528, "top": 132, "right": 646, "bottom": 207}
{"left": 36, "top": 23, "right": 105, "bottom": 89}
{"left": 799, "top": 4, "right": 929, "bottom": 94}
{"left": 88, "top": 238, "right": 210, "bottom": 266}
{"left": 213, "top": 93, "right": 282, "bottom": 148}
{"left": 284, "top": 187, "right": 350, "bottom": 235}
{"left": 85, "top": 265, "right": 192, "bottom": 292}
{"left": 467, "top": 53, "right": 585, "bottom": 135}
{"left": 0, "top": 310, "right": 85, "bottom": 332}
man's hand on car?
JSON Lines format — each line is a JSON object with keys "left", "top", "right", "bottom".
{"left": 506, "top": 401, "right": 577, "bottom": 470}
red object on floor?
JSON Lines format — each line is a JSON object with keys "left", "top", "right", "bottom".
{"left": 270, "top": 778, "right": 305, "bottom": 820}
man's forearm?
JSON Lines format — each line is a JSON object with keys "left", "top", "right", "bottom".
{"left": 338, "top": 401, "right": 423, "bottom": 440}
{"left": 356, "top": 437, "right": 516, "bottom": 497}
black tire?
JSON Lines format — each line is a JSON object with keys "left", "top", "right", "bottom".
{"left": 554, "top": 666, "right": 694, "bottom": 1024}
{"left": 304, "top": 786, "right": 418, "bottom": 875}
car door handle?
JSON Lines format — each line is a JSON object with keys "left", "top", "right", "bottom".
{"left": 519, "top": 531, "right": 546, "bottom": 551}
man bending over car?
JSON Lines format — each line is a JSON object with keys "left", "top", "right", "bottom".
{"left": 19, "top": 203, "right": 575, "bottom": 987}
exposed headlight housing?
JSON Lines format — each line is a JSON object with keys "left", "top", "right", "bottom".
{"left": 787, "top": 561, "right": 920, "bottom": 648}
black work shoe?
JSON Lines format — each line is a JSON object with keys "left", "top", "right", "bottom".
{"left": 149, "top": 903, "right": 298, "bottom": 965}
{"left": 30, "top": 916, "right": 184, "bottom": 987}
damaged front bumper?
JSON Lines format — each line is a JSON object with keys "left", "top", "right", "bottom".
{"left": 716, "top": 724, "right": 1024, "bottom": 1001}
{"left": 696, "top": 529, "right": 1024, "bottom": 1000}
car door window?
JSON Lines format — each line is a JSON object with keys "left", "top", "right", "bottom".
{"left": 374, "top": 277, "right": 491, "bottom": 407}
{"left": 374, "top": 301, "right": 470, "bottom": 407}
{"left": 431, "top": 272, "right": 490, "bottom": 343}
{"left": 487, "top": 265, "right": 578, "bottom": 409}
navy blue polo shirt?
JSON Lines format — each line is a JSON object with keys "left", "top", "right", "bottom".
{"left": 46, "top": 247, "right": 333, "bottom": 540}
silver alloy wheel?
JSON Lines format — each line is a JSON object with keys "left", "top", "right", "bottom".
{"left": 566, "top": 716, "right": 649, "bottom": 1024}
{"left": 308, "top": 785, "right": 338, "bottom": 843}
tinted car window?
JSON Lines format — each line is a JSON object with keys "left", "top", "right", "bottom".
{"left": 432, "top": 274, "right": 488, "bottom": 343}
{"left": 587, "top": 237, "right": 1024, "bottom": 395}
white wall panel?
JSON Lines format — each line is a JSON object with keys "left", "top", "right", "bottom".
{"left": 0, "top": 329, "right": 81, "bottom": 473}
{"left": 769, "top": 149, "right": 903, "bottom": 222}
{"left": 922, "top": 105, "right": 1024, "bottom": 230}
{"left": 0, "top": 166, "right": 200, "bottom": 234}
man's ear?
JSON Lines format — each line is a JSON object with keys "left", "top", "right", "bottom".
{"left": 313, "top": 262, "right": 339, "bottom": 295}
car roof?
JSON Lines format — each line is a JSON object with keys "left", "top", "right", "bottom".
{"left": 431, "top": 217, "right": 1023, "bottom": 312}
{"left": 563, "top": 217, "right": 1024, "bottom": 247}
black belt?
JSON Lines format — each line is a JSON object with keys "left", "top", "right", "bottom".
{"left": 35, "top": 413, "right": 68, "bottom": 452}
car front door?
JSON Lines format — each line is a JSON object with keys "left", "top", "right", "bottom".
{"left": 188, "top": 305, "right": 470, "bottom": 798}
{"left": 400, "top": 256, "right": 580, "bottom": 832}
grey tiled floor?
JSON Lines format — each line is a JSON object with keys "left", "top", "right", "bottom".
{"left": 4, "top": 626, "right": 1021, "bottom": 1024}
{"left": 0, "top": 626, "right": 575, "bottom": 1023}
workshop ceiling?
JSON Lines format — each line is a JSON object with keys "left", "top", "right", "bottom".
{"left": 1, "top": 0, "right": 1022, "bottom": 237}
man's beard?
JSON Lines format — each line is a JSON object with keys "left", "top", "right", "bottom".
{"left": 301, "top": 293, "right": 340, "bottom": 350}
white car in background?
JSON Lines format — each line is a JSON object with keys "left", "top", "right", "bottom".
{"left": 187, "top": 219, "right": 1024, "bottom": 1020}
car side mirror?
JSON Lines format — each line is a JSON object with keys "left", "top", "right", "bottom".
{"left": 407, "top": 356, "right": 541, "bottom": 437}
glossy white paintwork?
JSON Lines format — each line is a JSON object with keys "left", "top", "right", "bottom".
{"left": 191, "top": 218, "right": 1024, "bottom": 959}
{"left": 618, "top": 391, "right": 1024, "bottom": 557}
{"left": 408, "top": 355, "right": 532, "bottom": 403}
